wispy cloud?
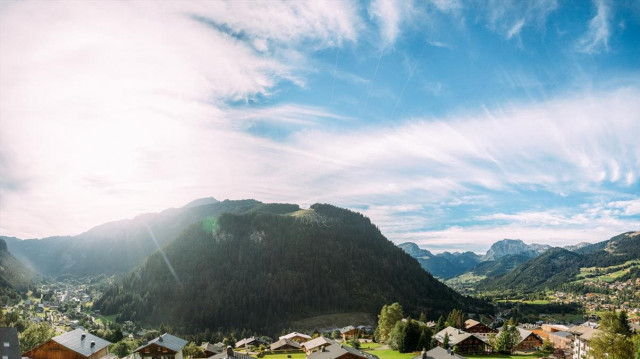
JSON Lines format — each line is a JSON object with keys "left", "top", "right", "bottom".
{"left": 577, "top": 0, "right": 612, "bottom": 54}
{"left": 484, "top": 0, "right": 558, "bottom": 40}
{"left": 369, "top": 0, "right": 406, "bottom": 46}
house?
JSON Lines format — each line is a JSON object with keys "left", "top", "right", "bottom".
{"left": 511, "top": 328, "right": 542, "bottom": 351}
{"left": 433, "top": 327, "right": 489, "bottom": 354}
{"left": 23, "top": 328, "right": 112, "bottom": 359}
{"left": 209, "top": 347, "right": 254, "bottom": 359}
{"left": 0, "top": 327, "right": 21, "bottom": 359}
{"left": 279, "top": 332, "right": 311, "bottom": 343}
{"left": 307, "top": 343, "right": 379, "bottom": 359}
{"left": 464, "top": 319, "right": 495, "bottom": 334}
{"left": 235, "top": 337, "right": 269, "bottom": 349}
{"left": 339, "top": 326, "right": 359, "bottom": 341}
{"left": 571, "top": 326, "right": 602, "bottom": 359}
{"left": 269, "top": 339, "right": 301, "bottom": 351}
{"left": 301, "top": 337, "right": 336, "bottom": 354}
{"left": 412, "top": 347, "right": 466, "bottom": 359}
{"left": 133, "top": 333, "right": 187, "bottom": 359}
{"left": 201, "top": 342, "right": 224, "bottom": 357}
{"left": 547, "top": 331, "right": 572, "bottom": 350}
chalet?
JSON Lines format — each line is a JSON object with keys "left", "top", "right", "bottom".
{"left": 279, "top": 332, "right": 311, "bottom": 343}
{"left": 513, "top": 328, "right": 542, "bottom": 351}
{"left": 339, "top": 326, "right": 359, "bottom": 341}
{"left": 23, "top": 328, "right": 111, "bottom": 359}
{"left": 433, "top": 327, "right": 489, "bottom": 355}
{"left": 235, "top": 337, "right": 269, "bottom": 349}
{"left": 201, "top": 342, "right": 224, "bottom": 357}
{"left": 464, "top": 319, "right": 495, "bottom": 334}
{"left": 412, "top": 347, "right": 466, "bottom": 359}
{"left": 133, "top": 333, "right": 187, "bottom": 359}
{"left": 269, "top": 339, "right": 301, "bottom": 352}
{"left": 547, "top": 331, "right": 572, "bottom": 350}
{"left": 301, "top": 337, "right": 336, "bottom": 354}
{"left": 0, "top": 327, "right": 21, "bottom": 359}
{"left": 209, "top": 347, "right": 254, "bottom": 359}
{"left": 307, "top": 343, "right": 379, "bottom": 359}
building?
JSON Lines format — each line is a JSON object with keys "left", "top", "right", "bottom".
{"left": 433, "top": 327, "right": 489, "bottom": 354}
{"left": 464, "top": 319, "right": 495, "bottom": 334}
{"left": 133, "top": 333, "right": 187, "bottom": 359}
{"left": 412, "top": 347, "right": 466, "bottom": 359}
{"left": 547, "top": 331, "right": 572, "bottom": 350}
{"left": 339, "top": 326, "right": 359, "bottom": 341}
{"left": 279, "top": 332, "right": 311, "bottom": 343}
{"left": 23, "top": 328, "right": 111, "bottom": 359}
{"left": 209, "top": 347, "right": 255, "bottom": 359}
{"left": 307, "top": 343, "right": 379, "bottom": 359}
{"left": 301, "top": 337, "right": 336, "bottom": 354}
{"left": 513, "top": 328, "right": 543, "bottom": 351}
{"left": 235, "top": 337, "right": 269, "bottom": 349}
{"left": 571, "top": 326, "right": 602, "bottom": 359}
{"left": 269, "top": 339, "right": 301, "bottom": 352}
{"left": 0, "top": 327, "right": 21, "bottom": 359}
{"left": 200, "top": 342, "right": 224, "bottom": 357}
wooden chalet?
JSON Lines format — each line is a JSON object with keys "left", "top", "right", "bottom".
{"left": 339, "top": 326, "right": 359, "bottom": 341}
{"left": 209, "top": 347, "right": 254, "bottom": 359}
{"left": 133, "top": 333, "right": 187, "bottom": 359}
{"left": 235, "top": 337, "right": 269, "bottom": 349}
{"left": 278, "top": 332, "right": 311, "bottom": 343}
{"left": 270, "top": 339, "right": 302, "bottom": 352}
{"left": 433, "top": 327, "right": 489, "bottom": 355}
{"left": 513, "top": 328, "right": 543, "bottom": 351}
{"left": 464, "top": 319, "right": 496, "bottom": 334}
{"left": 200, "top": 342, "right": 224, "bottom": 357}
{"left": 0, "top": 327, "right": 21, "bottom": 359}
{"left": 307, "top": 343, "right": 379, "bottom": 359}
{"left": 412, "top": 347, "right": 466, "bottom": 359}
{"left": 23, "top": 328, "right": 111, "bottom": 359}
{"left": 301, "top": 337, "right": 336, "bottom": 354}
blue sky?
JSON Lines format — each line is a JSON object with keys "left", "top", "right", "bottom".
{"left": 1, "top": 0, "right": 639, "bottom": 252}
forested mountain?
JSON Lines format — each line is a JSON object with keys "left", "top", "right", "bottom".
{"left": 0, "top": 238, "right": 39, "bottom": 291}
{"left": 398, "top": 243, "right": 481, "bottom": 279}
{"left": 95, "top": 204, "right": 489, "bottom": 333}
{"left": 3, "top": 199, "right": 291, "bottom": 277}
{"left": 477, "top": 247, "right": 583, "bottom": 293}
{"left": 469, "top": 253, "right": 533, "bottom": 278}
{"left": 577, "top": 231, "right": 640, "bottom": 267}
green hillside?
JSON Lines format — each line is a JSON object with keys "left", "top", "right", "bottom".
{"left": 0, "top": 238, "right": 39, "bottom": 293}
{"left": 95, "top": 203, "right": 489, "bottom": 332}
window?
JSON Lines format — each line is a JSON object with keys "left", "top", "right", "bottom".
{"left": 2, "top": 342, "right": 8, "bottom": 347}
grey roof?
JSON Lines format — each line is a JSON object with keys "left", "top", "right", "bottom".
{"left": 279, "top": 332, "right": 311, "bottom": 340}
{"left": 134, "top": 333, "right": 188, "bottom": 353}
{"left": 235, "top": 337, "right": 268, "bottom": 348}
{"left": 301, "top": 337, "right": 336, "bottom": 351}
{"left": 412, "top": 347, "right": 466, "bottom": 359}
{"left": 307, "top": 343, "right": 379, "bottom": 359}
{"left": 549, "top": 331, "right": 572, "bottom": 339}
{"left": 209, "top": 348, "right": 255, "bottom": 359}
{"left": 270, "top": 339, "right": 302, "bottom": 351}
{"left": 0, "top": 327, "right": 21, "bottom": 359}
{"left": 339, "top": 326, "right": 356, "bottom": 334}
{"left": 50, "top": 328, "right": 111, "bottom": 357}
{"left": 201, "top": 342, "right": 224, "bottom": 354}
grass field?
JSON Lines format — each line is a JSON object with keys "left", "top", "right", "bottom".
{"left": 262, "top": 353, "right": 306, "bottom": 359}
{"left": 372, "top": 349, "right": 417, "bottom": 359}
{"left": 96, "top": 314, "right": 117, "bottom": 324}
{"left": 575, "top": 260, "right": 640, "bottom": 283}
{"left": 467, "top": 354, "right": 545, "bottom": 359}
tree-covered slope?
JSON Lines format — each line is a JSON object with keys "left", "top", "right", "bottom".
{"left": 0, "top": 238, "right": 39, "bottom": 291}
{"left": 4, "top": 199, "right": 287, "bottom": 276}
{"left": 577, "top": 231, "right": 640, "bottom": 268}
{"left": 478, "top": 247, "right": 583, "bottom": 293}
{"left": 95, "top": 204, "right": 488, "bottom": 332}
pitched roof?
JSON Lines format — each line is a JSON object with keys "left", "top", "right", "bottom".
{"left": 134, "top": 333, "right": 187, "bottom": 353}
{"left": 50, "top": 328, "right": 111, "bottom": 357}
{"left": 270, "top": 339, "right": 302, "bottom": 351}
{"left": 307, "top": 343, "right": 379, "bottom": 359}
{"left": 209, "top": 347, "right": 255, "bottom": 359}
{"left": 235, "top": 337, "right": 268, "bottom": 348}
{"left": 0, "top": 327, "right": 21, "bottom": 359}
{"left": 280, "top": 332, "right": 312, "bottom": 340}
{"left": 301, "top": 337, "right": 336, "bottom": 351}
{"left": 201, "top": 342, "right": 224, "bottom": 354}
{"left": 412, "top": 347, "right": 466, "bottom": 359}
{"left": 464, "top": 319, "right": 480, "bottom": 328}
{"left": 339, "top": 326, "right": 356, "bottom": 334}
{"left": 434, "top": 326, "right": 466, "bottom": 341}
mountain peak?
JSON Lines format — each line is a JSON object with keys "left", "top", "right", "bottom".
{"left": 182, "top": 197, "right": 219, "bottom": 208}
{"left": 483, "top": 239, "right": 550, "bottom": 261}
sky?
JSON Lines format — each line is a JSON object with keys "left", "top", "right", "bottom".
{"left": 1, "top": 0, "right": 639, "bottom": 253}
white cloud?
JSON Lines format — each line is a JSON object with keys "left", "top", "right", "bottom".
{"left": 484, "top": 0, "right": 558, "bottom": 40}
{"left": 577, "top": 0, "right": 612, "bottom": 54}
{"left": 507, "top": 18, "right": 526, "bottom": 39}
{"left": 369, "top": 0, "right": 405, "bottom": 46}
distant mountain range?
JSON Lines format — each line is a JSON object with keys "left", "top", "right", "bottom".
{"left": 401, "top": 231, "right": 640, "bottom": 295}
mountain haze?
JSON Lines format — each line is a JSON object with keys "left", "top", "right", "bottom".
{"left": 0, "top": 238, "right": 39, "bottom": 291}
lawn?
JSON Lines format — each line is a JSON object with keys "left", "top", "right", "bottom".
{"left": 372, "top": 349, "right": 417, "bottom": 359}
{"left": 96, "top": 314, "right": 117, "bottom": 324}
{"left": 467, "top": 354, "right": 545, "bottom": 359}
{"left": 262, "top": 353, "right": 306, "bottom": 359}
{"left": 358, "top": 342, "right": 382, "bottom": 350}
